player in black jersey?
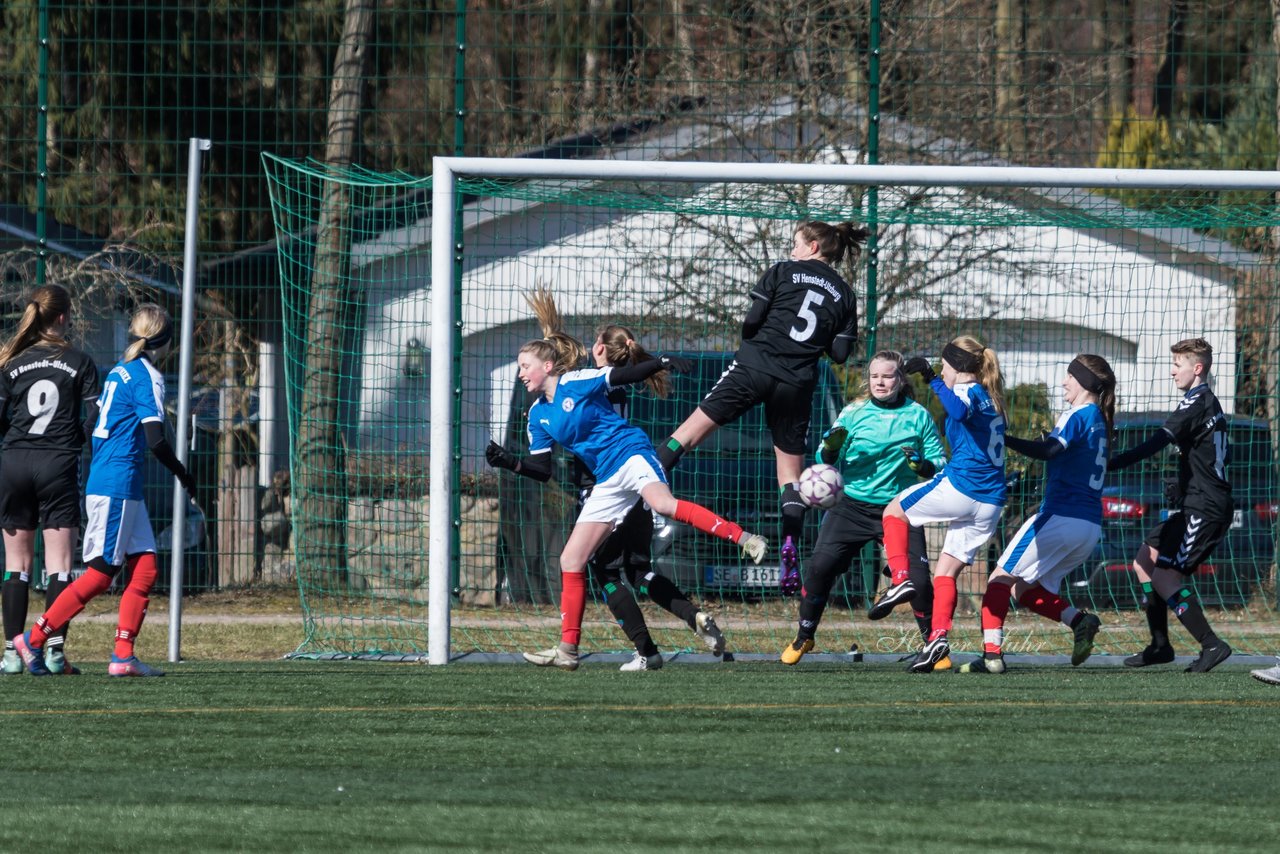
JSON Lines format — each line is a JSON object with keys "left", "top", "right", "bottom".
{"left": 1109, "top": 338, "right": 1234, "bottom": 673}
{"left": 0, "top": 285, "right": 100, "bottom": 675}
{"left": 657, "top": 221, "right": 864, "bottom": 594}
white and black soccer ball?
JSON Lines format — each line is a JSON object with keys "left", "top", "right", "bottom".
{"left": 797, "top": 463, "right": 844, "bottom": 509}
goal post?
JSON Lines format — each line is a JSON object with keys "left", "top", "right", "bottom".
{"left": 265, "top": 151, "right": 1280, "bottom": 665}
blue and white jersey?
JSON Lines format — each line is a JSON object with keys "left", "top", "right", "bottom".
{"left": 526, "top": 367, "right": 657, "bottom": 483}
{"left": 934, "top": 379, "right": 1007, "bottom": 505}
{"left": 86, "top": 357, "right": 165, "bottom": 500}
{"left": 1039, "top": 402, "right": 1107, "bottom": 523}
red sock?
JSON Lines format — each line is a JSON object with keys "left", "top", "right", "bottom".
{"left": 673, "top": 500, "right": 745, "bottom": 544}
{"left": 1017, "top": 585, "right": 1068, "bottom": 623}
{"left": 559, "top": 571, "right": 586, "bottom": 647}
{"left": 115, "top": 554, "right": 157, "bottom": 659}
{"left": 981, "top": 582, "right": 1014, "bottom": 654}
{"left": 929, "top": 576, "right": 957, "bottom": 640}
{"left": 882, "top": 514, "right": 910, "bottom": 583}
{"left": 30, "top": 568, "right": 113, "bottom": 646}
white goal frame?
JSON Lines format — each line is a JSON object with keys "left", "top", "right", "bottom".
{"left": 427, "top": 157, "right": 1280, "bottom": 665}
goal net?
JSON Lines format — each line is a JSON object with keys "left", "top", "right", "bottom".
{"left": 263, "top": 153, "right": 1280, "bottom": 664}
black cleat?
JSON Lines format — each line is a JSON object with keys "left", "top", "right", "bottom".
{"left": 1123, "top": 643, "right": 1176, "bottom": 667}
{"left": 1185, "top": 642, "right": 1232, "bottom": 673}
{"left": 909, "top": 635, "right": 950, "bottom": 674}
{"left": 868, "top": 579, "right": 916, "bottom": 621}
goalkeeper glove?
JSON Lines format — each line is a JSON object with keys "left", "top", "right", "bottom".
{"left": 819, "top": 425, "right": 847, "bottom": 464}
{"left": 901, "top": 445, "right": 935, "bottom": 478}
{"left": 903, "top": 356, "right": 936, "bottom": 384}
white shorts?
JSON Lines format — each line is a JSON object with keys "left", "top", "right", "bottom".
{"left": 83, "top": 495, "right": 157, "bottom": 567}
{"left": 898, "top": 475, "right": 1003, "bottom": 565}
{"left": 578, "top": 455, "right": 667, "bottom": 528}
{"left": 998, "top": 513, "right": 1101, "bottom": 594}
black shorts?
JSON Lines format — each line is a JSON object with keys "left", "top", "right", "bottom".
{"left": 1146, "top": 511, "right": 1232, "bottom": 574}
{"left": 0, "top": 451, "right": 82, "bottom": 530}
{"left": 812, "top": 496, "right": 929, "bottom": 572}
{"left": 697, "top": 360, "right": 816, "bottom": 455}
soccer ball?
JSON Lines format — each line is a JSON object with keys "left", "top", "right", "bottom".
{"left": 797, "top": 463, "right": 843, "bottom": 509}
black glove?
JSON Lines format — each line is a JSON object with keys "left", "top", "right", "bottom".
{"left": 485, "top": 440, "right": 518, "bottom": 471}
{"left": 658, "top": 354, "right": 693, "bottom": 374}
{"left": 903, "top": 356, "right": 936, "bottom": 384}
{"left": 177, "top": 470, "right": 198, "bottom": 504}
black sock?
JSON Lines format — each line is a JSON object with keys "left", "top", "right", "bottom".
{"left": 1166, "top": 586, "right": 1219, "bottom": 647}
{"left": 797, "top": 552, "right": 842, "bottom": 640}
{"left": 604, "top": 583, "right": 658, "bottom": 657}
{"left": 2, "top": 574, "right": 29, "bottom": 642}
{"left": 780, "top": 484, "right": 806, "bottom": 544}
{"left": 630, "top": 565, "right": 698, "bottom": 627}
{"left": 797, "top": 588, "right": 828, "bottom": 641}
{"left": 1145, "top": 590, "right": 1170, "bottom": 648}
{"left": 907, "top": 561, "right": 933, "bottom": 639}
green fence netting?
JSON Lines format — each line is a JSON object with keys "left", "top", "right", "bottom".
{"left": 264, "top": 152, "right": 1280, "bottom": 660}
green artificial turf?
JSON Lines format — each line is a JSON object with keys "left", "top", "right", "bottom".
{"left": 2, "top": 661, "right": 1278, "bottom": 852}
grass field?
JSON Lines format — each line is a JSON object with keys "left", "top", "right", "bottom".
{"left": 3, "top": 659, "right": 1280, "bottom": 852}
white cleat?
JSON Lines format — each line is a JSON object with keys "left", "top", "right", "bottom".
{"left": 620, "top": 652, "right": 664, "bottom": 671}
{"left": 522, "top": 646, "right": 580, "bottom": 671}
{"left": 1251, "top": 661, "right": 1280, "bottom": 685}
{"left": 694, "top": 612, "right": 726, "bottom": 656}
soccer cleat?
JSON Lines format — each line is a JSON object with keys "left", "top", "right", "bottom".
{"left": 1071, "top": 613, "right": 1102, "bottom": 666}
{"left": 2, "top": 648, "right": 22, "bottom": 675}
{"left": 521, "top": 646, "right": 580, "bottom": 671}
{"left": 45, "top": 647, "right": 81, "bottom": 676}
{"left": 780, "top": 638, "right": 814, "bottom": 666}
{"left": 903, "top": 647, "right": 950, "bottom": 670}
{"left": 1123, "top": 643, "right": 1176, "bottom": 667}
{"left": 910, "top": 635, "right": 950, "bottom": 674}
{"left": 778, "top": 536, "right": 800, "bottom": 594}
{"left": 868, "top": 579, "right": 916, "bottom": 621}
{"left": 107, "top": 655, "right": 166, "bottom": 677}
{"left": 694, "top": 612, "right": 726, "bottom": 656}
{"left": 959, "top": 654, "right": 1006, "bottom": 674}
{"left": 1185, "top": 642, "right": 1232, "bottom": 674}
{"left": 739, "top": 533, "right": 768, "bottom": 566}
{"left": 1250, "top": 661, "right": 1280, "bottom": 686}
{"left": 619, "top": 651, "right": 663, "bottom": 671}
{"left": 13, "top": 632, "right": 51, "bottom": 676}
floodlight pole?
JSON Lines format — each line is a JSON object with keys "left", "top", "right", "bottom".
{"left": 168, "top": 137, "right": 211, "bottom": 664}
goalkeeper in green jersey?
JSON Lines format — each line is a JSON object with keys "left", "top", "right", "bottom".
{"left": 780, "top": 350, "right": 946, "bottom": 667}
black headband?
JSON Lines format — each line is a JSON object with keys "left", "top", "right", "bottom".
{"left": 129, "top": 327, "right": 172, "bottom": 350}
{"left": 1068, "top": 357, "right": 1107, "bottom": 394}
{"left": 941, "top": 342, "right": 982, "bottom": 374}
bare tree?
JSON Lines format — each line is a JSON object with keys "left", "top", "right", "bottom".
{"left": 295, "top": 0, "right": 376, "bottom": 588}
{"left": 995, "top": 0, "right": 1026, "bottom": 156}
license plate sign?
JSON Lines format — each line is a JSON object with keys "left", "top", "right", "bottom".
{"left": 704, "top": 565, "right": 780, "bottom": 587}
